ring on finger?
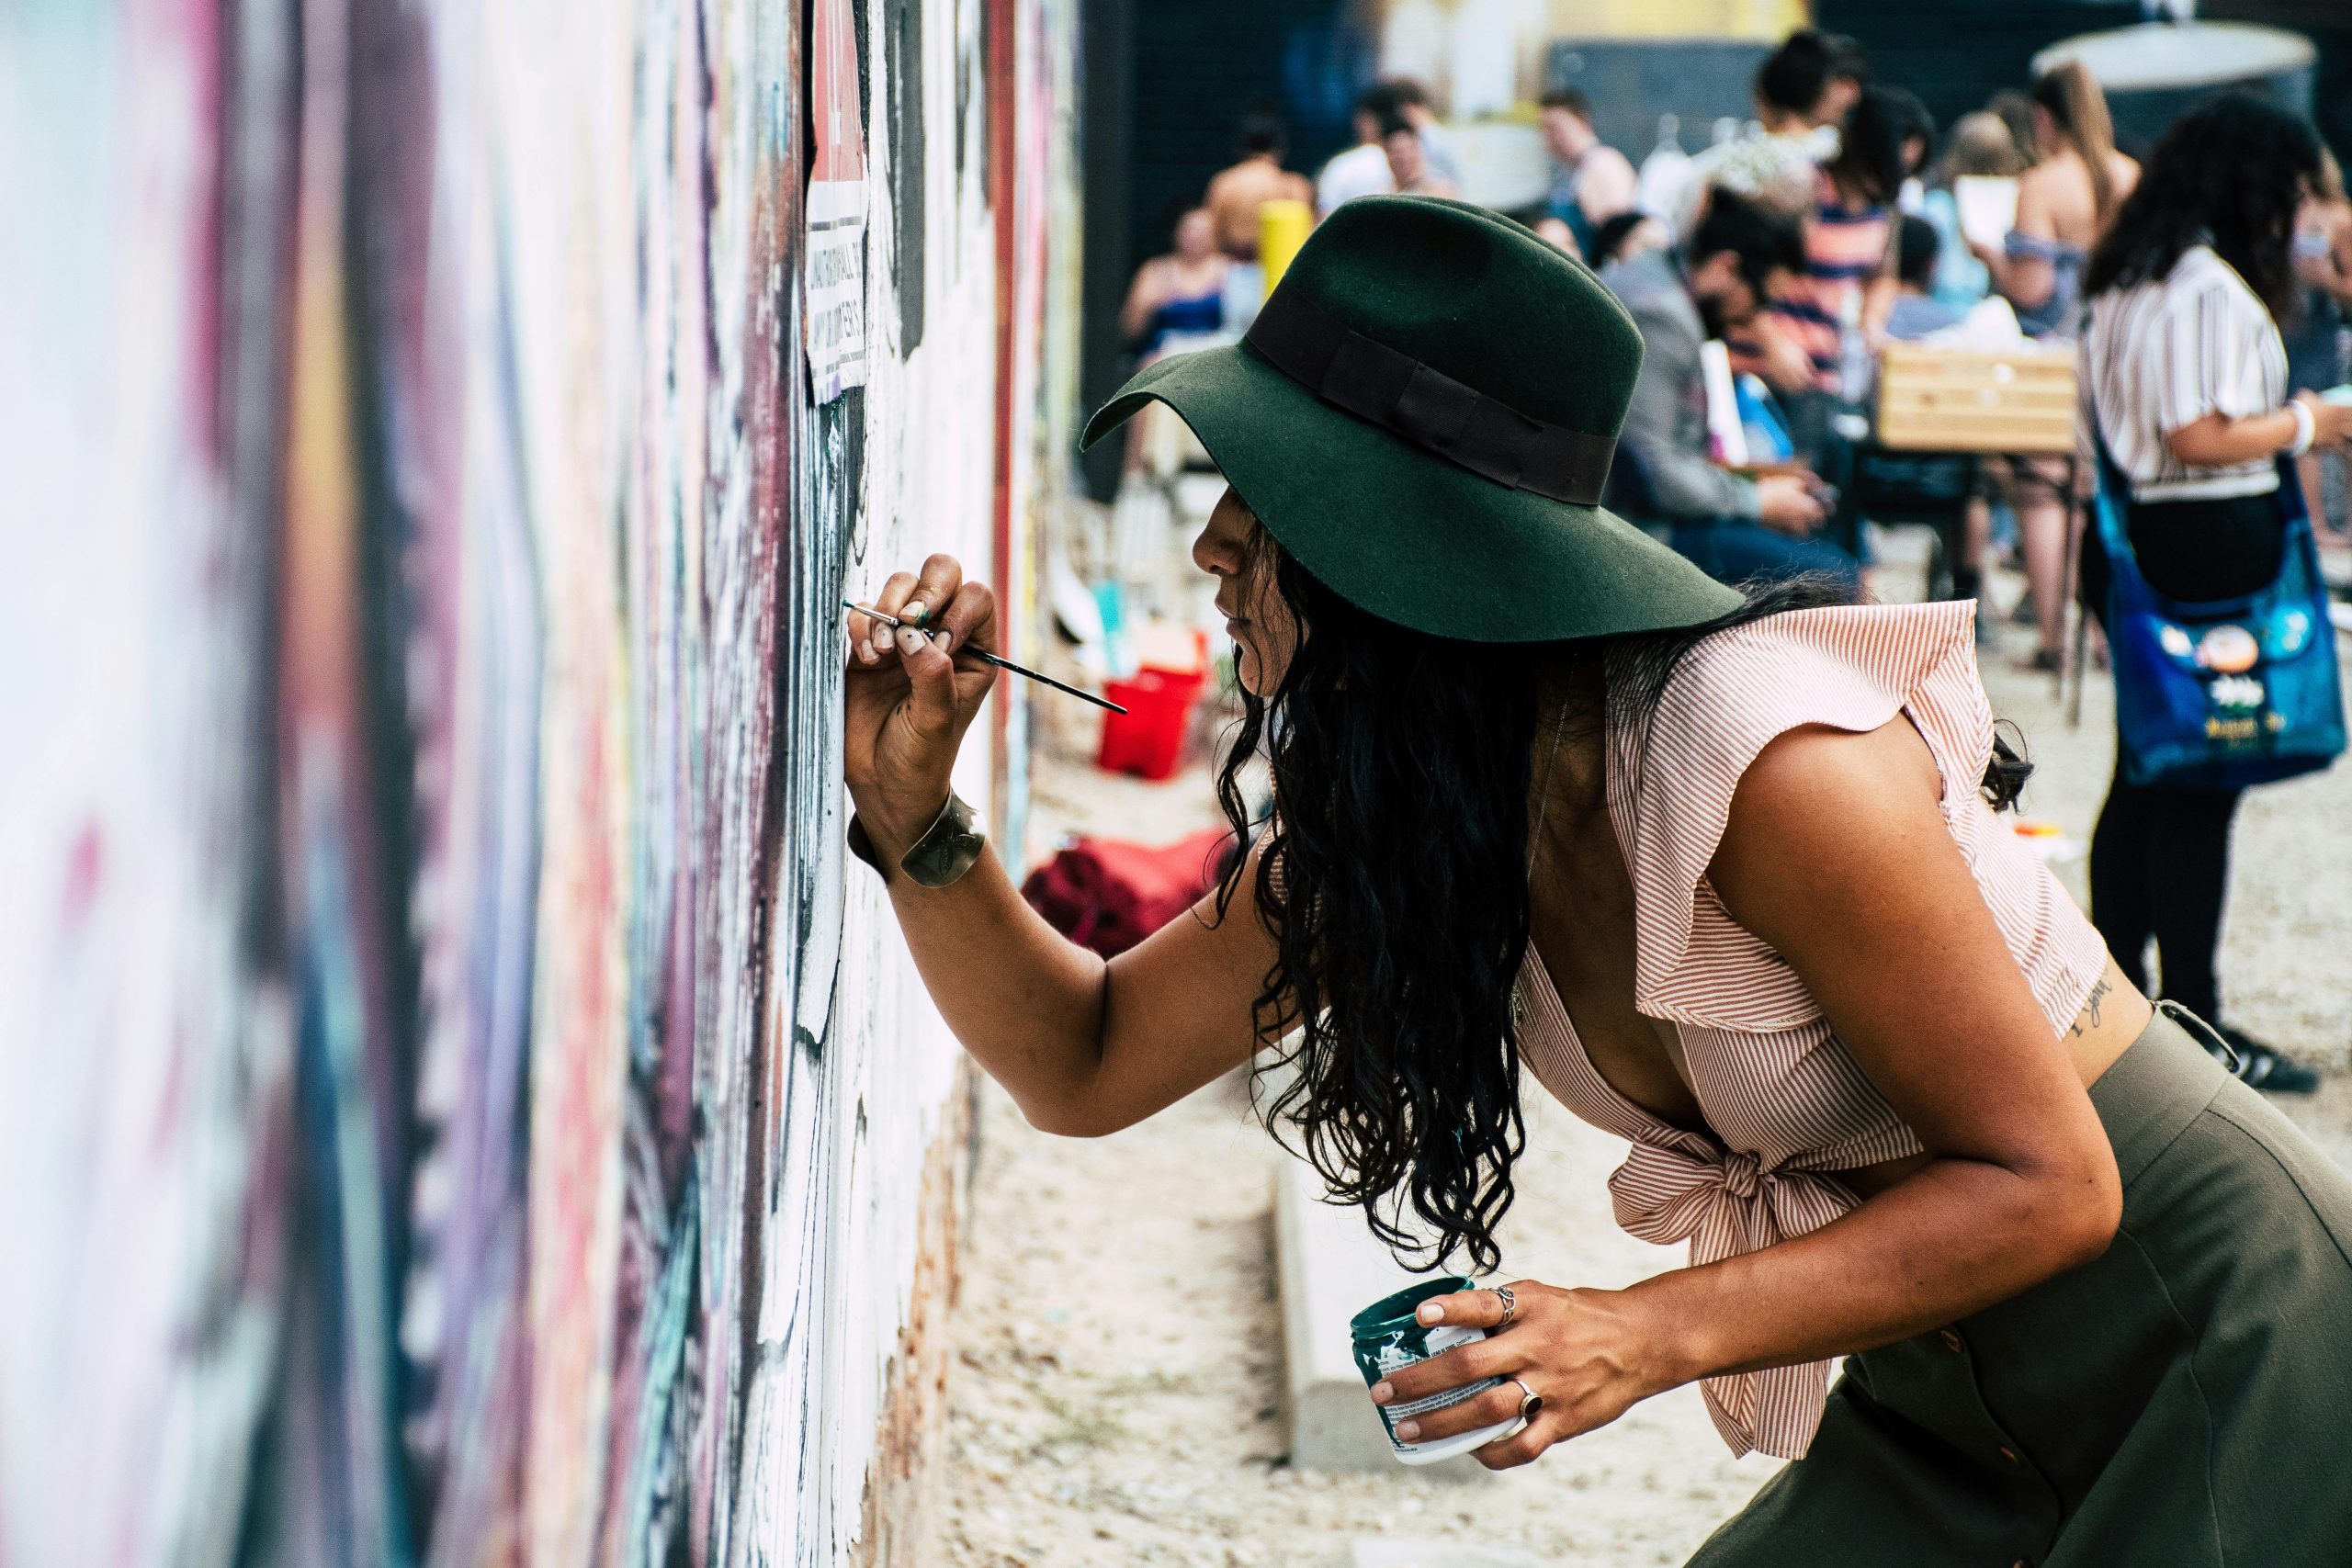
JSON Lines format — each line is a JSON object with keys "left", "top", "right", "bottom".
{"left": 1510, "top": 1377, "right": 1544, "bottom": 1422}
{"left": 1493, "top": 1284, "right": 1517, "bottom": 1327}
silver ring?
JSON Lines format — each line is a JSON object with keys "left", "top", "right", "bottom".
{"left": 1510, "top": 1376, "right": 1544, "bottom": 1421}
{"left": 1492, "top": 1284, "right": 1518, "bottom": 1327}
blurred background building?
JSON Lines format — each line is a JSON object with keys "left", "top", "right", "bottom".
{"left": 1078, "top": 0, "right": 2352, "bottom": 496}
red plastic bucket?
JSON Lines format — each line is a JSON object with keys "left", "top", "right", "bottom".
{"left": 1096, "top": 666, "right": 1208, "bottom": 779}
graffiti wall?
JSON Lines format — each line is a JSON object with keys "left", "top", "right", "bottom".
{"left": 0, "top": 0, "right": 1071, "bottom": 1563}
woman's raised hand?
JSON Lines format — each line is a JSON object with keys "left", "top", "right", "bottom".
{"left": 843, "top": 554, "right": 999, "bottom": 857}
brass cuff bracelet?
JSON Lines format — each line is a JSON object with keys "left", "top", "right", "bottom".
{"left": 846, "top": 791, "right": 987, "bottom": 888}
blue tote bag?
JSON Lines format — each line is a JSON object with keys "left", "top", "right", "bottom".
{"left": 2089, "top": 437, "right": 2345, "bottom": 790}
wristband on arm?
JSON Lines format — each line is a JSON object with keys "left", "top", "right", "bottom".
{"left": 2286, "top": 399, "right": 2316, "bottom": 458}
{"left": 847, "top": 791, "right": 988, "bottom": 888}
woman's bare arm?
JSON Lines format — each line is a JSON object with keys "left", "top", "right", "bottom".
{"left": 1630, "top": 718, "right": 2124, "bottom": 1382}
{"left": 845, "top": 554, "right": 1272, "bottom": 1137}
{"left": 1978, "top": 167, "right": 2057, "bottom": 310}
{"left": 1118, "top": 258, "right": 1164, "bottom": 343}
{"left": 1577, "top": 148, "right": 1637, "bottom": 227}
{"left": 1860, "top": 271, "right": 1899, "bottom": 345}
{"left": 2168, "top": 396, "right": 2352, "bottom": 466}
{"left": 877, "top": 835, "right": 1274, "bottom": 1136}
{"left": 1367, "top": 715, "right": 2135, "bottom": 1467}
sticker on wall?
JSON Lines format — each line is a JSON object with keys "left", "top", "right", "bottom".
{"left": 806, "top": 0, "right": 869, "bottom": 402}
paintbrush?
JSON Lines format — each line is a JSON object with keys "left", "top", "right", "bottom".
{"left": 842, "top": 601, "right": 1128, "bottom": 714}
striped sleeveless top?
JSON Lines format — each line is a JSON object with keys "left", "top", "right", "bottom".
{"left": 1514, "top": 601, "right": 2109, "bottom": 1461}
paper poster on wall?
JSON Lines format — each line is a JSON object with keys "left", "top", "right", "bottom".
{"left": 806, "top": 0, "right": 869, "bottom": 402}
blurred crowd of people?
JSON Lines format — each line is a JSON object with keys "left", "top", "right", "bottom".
{"left": 1114, "top": 28, "right": 2352, "bottom": 1087}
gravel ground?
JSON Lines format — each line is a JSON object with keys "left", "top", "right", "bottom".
{"left": 927, "top": 540, "right": 2352, "bottom": 1567}
{"left": 927, "top": 1062, "right": 1778, "bottom": 1568}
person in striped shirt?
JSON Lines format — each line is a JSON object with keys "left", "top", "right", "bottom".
{"left": 1601, "top": 191, "right": 1856, "bottom": 593}
{"left": 1771, "top": 86, "right": 1913, "bottom": 392}
{"left": 1735, "top": 86, "right": 1931, "bottom": 475}
{"left": 1661, "top": 28, "right": 1867, "bottom": 243}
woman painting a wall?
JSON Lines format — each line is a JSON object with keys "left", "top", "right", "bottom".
{"left": 844, "top": 194, "right": 2352, "bottom": 1564}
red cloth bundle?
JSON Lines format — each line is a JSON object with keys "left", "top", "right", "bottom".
{"left": 1020, "top": 827, "right": 1238, "bottom": 956}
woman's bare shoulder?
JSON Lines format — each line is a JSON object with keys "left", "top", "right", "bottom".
{"left": 2011, "top": 163, "right": 2064, "bottom": 230}
{"left": 2017, "top": 154, "right": 2066, "bottom": 194}
{"left": 1713, "top": 716, "right": 1946, "bottom": 889}
{"left": 1737, "top": 715, "right": 1939, "bottom": 818}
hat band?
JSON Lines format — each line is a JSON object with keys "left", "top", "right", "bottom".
{"left": 1243, "top": 286, "right": 1615, "bottom": 506}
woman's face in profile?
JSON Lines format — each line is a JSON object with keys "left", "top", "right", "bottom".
{"left": 1192, "top": 486, "right": 1299, "bottom": 698}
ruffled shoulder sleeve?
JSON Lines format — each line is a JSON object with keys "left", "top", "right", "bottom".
{"left": 1604, "top": 602, "right": 1989, "bottom": 1027}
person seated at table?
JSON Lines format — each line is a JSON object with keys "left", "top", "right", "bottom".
{"left": 1588, "top": 209, "right": 1670, "bottom": 271}
{"left": 1880, "top": 215, "right": 1995, "bottom": 618}
{"left": 1536, "top": 87, "right": 1638, "bottom": 257}
{"left": 1386, "top": 76, "right": 1467, "bottom": 193}
{"left": 1119, "top": 203, "right": 1232, "bottom": 359}
{"left": 1602, "top": 189, "right": 1860, "bottom": 594}
{"left": 1317, "top": 82, "right": 1403, "bottom": 218}
{"left": 1919, "top": 111, "right": 2030, "bottom": 312}
{"left": 1770, "top": 85, "right": 1915, "bottom": 415}
{"left": 1886, "top": 215, "right": 1962, "bottom": 340}
{"left": 1206, "top": 107, "right": 1314, "bottom": 261}
{"left": 1377, "top": 107, "right": 1460, "bottom": 199}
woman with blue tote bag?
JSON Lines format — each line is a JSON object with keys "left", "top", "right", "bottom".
{"left": 2080, "top": 94, "right": 2352, "bottom": 1092}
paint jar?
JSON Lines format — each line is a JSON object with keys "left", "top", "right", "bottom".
{"left": 1350, "top": 1276, "right": 1524, "bottom": 1466}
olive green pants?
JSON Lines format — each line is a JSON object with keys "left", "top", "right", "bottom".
{"left": 1690, "top": 1006, "right": 2352, "bottom": 1567}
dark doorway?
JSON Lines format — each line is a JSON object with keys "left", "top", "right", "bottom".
{"left": 1076, "top": 0, "right": 1373, "bottom": 501}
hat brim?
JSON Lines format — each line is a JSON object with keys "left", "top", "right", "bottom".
{"left": 1082, "top": 342, "right": 1744, "bottom": 644}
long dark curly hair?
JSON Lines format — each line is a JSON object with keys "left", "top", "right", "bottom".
{"left": 2085, "top": 92, "right": 2321, "bottom": 320}
{"left": 1214, "top": 534, "right": 2030, "bottom": 1272}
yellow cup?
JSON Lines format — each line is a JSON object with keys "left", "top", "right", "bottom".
{"left": 1259, "top": 197, "right": 1312, "bottom": 297}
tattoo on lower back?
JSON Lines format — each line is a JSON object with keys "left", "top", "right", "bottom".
{"left": 2069, "top": 976, "right": 2112, "bottom": 1038}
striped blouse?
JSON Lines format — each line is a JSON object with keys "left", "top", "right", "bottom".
{"left": 2083, "top": 244, "right": 2287, "bottom": 502}
{"left": 1514, "top": 602, "right": 2110, "bottom": 1461}
{"left": 1773, "top": 172, "right": 1893, "bottom": 388}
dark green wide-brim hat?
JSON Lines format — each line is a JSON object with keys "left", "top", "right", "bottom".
{"left": 1082, "top": 195, "right": 1743, "bottom": 642}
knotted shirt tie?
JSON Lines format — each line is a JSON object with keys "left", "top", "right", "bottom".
{"left": 1609, "top": 1137, "right": 1862, "bottom": 1459}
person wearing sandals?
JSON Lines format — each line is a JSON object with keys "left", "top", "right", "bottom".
{"left": 845, "top": 197, "right": 2352, "bottom": 1562}
{"left": 1973, "top": 62, "right": 2140, "bottom": 674}
{"left": 2081, "top": 95, "right": 2352, "bottom": 1096}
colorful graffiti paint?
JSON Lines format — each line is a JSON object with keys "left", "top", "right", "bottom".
{"left": 0, "top": 0, "right": 1072, "bottom": 1563}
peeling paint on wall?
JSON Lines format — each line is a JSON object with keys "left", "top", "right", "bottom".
{"left": 0, "top": 0, "right": 1075, "bottom": 1563}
